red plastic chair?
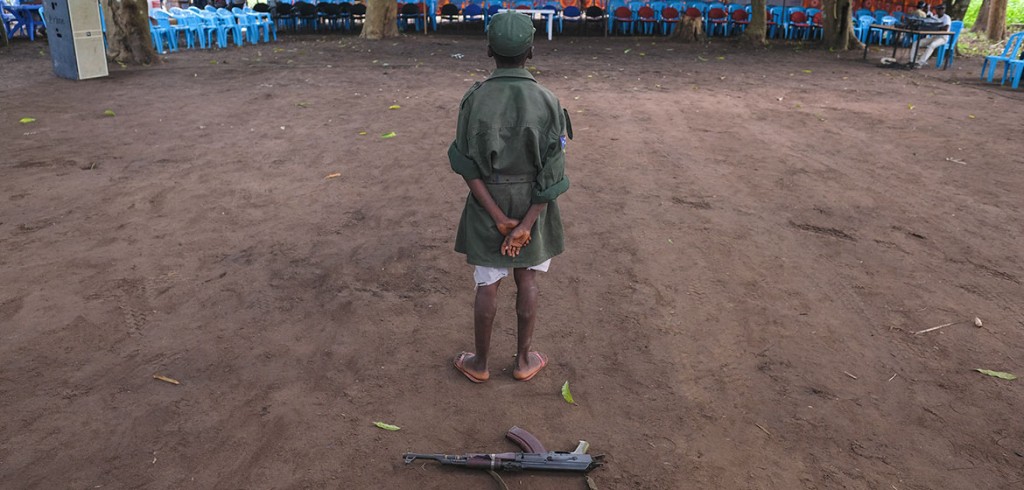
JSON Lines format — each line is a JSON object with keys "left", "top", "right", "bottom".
{"left": 707, "top": 7, "right": 728, "bottom": 36}
{"left": 788, "top": 11, "right": 810, "bottom": 39}
{"left": 612, "top": 5, "right": 633, "bottom": 35}
{"left": 637, "top": 5, "right": 657, "bottom": 35}
{"left": 660, "top": 6, "right": 680, "bottom": 35}
{"left": 730, "top": 9, "right": 749, "bottom": 36}
{"left": 809, "top": 11, "right": 823, "bottom": 39}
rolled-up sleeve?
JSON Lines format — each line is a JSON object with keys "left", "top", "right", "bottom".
{"left": 449, "top": 141, "right": 481, "bottom": 181}
{"left": 532, "top": 106, "right": 569, "bottom": 203}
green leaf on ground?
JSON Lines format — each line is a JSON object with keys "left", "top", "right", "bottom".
{"left": 388, "top": 105, "right": 401, "bottom": 110}
{"left": 373, "top": 421, "right": 401, "bottom": 431}
{"left": 976, "top": 369, "right": 1016, "bottom": 380}
{"left": 381, "top": 131, "right": 397, "bottom": 139}
{"left": 802, "top": 69, "right": 813, "bottom": 74}
{"left": 19, "top": 117, "right": 36, "bottom": 124}
{"left": 561, "top": 381, "right": 575, "bottom": 404}
{"left": 103, "top": 110, "right": 116, "bottom": 117}
{"left": 358, "top": 131, "right": 367, "bottom": 135}
{"left": 908, "top": 104, "right": 915, "bottom": 110}
{"left": 296, "top": 102, "right": 310, "bottom": 108}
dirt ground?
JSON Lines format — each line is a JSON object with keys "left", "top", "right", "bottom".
{"left": 2, "top": 28, "right": 1023, "bottom": 490}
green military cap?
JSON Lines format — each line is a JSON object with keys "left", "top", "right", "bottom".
{"left": 487, "top": 12, "right": 535, "bottom": 57}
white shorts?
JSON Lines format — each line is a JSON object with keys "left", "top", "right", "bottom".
{"left": 474, "top": 259, "right": 551, "bottom": 287}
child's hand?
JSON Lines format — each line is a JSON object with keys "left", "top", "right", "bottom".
{"left": 501, "top": 227, "right": 532, "bottom": 257}
{"left": 496, "top": 218, "right": 520, "bottom": 237}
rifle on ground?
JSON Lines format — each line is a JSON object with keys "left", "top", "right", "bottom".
{"left": 402, "top": 426, "right": 603, "bottom": 473}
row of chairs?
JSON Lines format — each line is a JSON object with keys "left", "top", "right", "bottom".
{"left": 981, "top": 32, "right": 1024, "bottom": 90}
{"left": 150, "top": 6, "right": 277, "bottom": 53}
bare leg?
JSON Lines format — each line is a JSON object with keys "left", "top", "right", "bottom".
{"left": 512, "top": 269, "right": 547, "bottom": 380}
{"left": 455, "top": 280, "right": 500, "bottom": 381}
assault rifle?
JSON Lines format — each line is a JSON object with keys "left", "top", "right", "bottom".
{"left": 402, "top": 426, "right": 603, "bottom": 473}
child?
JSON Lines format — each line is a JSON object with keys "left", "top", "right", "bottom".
{"left": 447, "top": 12, "right": 571, "bottom": 383}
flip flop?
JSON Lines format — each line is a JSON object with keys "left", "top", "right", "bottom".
{"left": 453, "top": 351, "right": 488, "bottom": 383}
{"left": 513, "top": 351, "right": 548, "bottom": 382}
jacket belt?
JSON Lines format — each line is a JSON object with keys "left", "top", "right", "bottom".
{"left": 485, "top": 173, "right": 535, "bottom": 184}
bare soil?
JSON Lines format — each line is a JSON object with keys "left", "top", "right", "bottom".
{"left": 2, "top": 30, "right": 1023, "bottom": 489}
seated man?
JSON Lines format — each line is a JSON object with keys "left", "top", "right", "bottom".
{"left": 910, "top": 3, "right": 951, "bottom": 68}
{"left": 909, "top": 1, "right": 929, "bottom": 18}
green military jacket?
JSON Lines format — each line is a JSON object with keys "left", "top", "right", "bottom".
{"left": 449, "top": 68, "right": 570, "bottom": 268}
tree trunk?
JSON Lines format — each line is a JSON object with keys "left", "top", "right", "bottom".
{"left": 361, "top": 0, "right": 399, "bottom": 40}
{"left": 986, "top": 0, "right": 1007, "bottom": 41}
{"left": 669, "top": 16, "right": 704, "bottom": 42}
{"left": 972, "top": 0, "right": 990, "bottom": 33}
{"left": 743, "top": 0, "right": 766, "bottom": 45}
{"left": 822, "top": 0, "right": 862, "bottom": 50}
{"left": 947, "top": 0, "right": 970, "bottom": 20}
{"left": 102, "top": 0, "right": 158, "bottom": 64}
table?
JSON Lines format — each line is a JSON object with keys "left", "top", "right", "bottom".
{"left": 2, "top": 4, "right": 44, "bottom": 41}
{"left": 862, "top": 24, "right": 955, "bottom": 69}
{"left": 496, "top": 8, "right": 556, "bottom": 41}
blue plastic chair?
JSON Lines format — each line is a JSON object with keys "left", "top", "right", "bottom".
{"left": 854, "top": 8, "right": 871, "bottom": 18}
{"left": 873, "top": 10, "right": 887, "bottom": 22}
{"left": 149, "top": 10, "right": 181, "bottom": 52}
{"left": 216, "top": 8, "right": 245, "bottom": 45}
{"left": 981, "top": 31, "right": 1024, "bottom": 83}
{"left": 1007, "top": 59, "right": 1024, "bottom": 89}
{"left": 934, "top": 20, "right": 962, "bottom": 68}
{"left": 858, "top": 15, "right": 876, "bottom": 44}
{"left": 610, "top": 5, "right": 633, "bottom": 35}
{"left": 605, "top": 0, "right": 627, "bottom": 33}
{"left": 767, "top": 6, "right": 783, "bottom": 38}
{"left": 561, "top": 5, "right": 582, "bottom": 33}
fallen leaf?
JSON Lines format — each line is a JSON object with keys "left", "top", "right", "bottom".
{"left": 976, "top": 369, "right": 1016, "bottom": 380}
{"left": 624, "top": 49, "right": 631, "bottom": 54}
{"left": 103, "top": 109, "right": 116, "bottom": 117}
{"left": 388, "top": 105, "right": 401, "bottom": 110}
{"left": 324, "top": 173, "right": 341, "bottom": 180}
{"left": 697, "top": 56, "right": 708, "bottom": 61}
{"left": 561, "top": 381, "right": 575, "bottom": 404}
{"left": 358, "top": 131, "right": 367, "bottom": 135}
{"left": 153, "top": 374, "right": 181, "bottom": 385}
{"left": 296, "top": 102, "right": 309, "bottom": 108}
{"left": 908, "top": 104, "right": 914, "bottom": 110}
{"left": 381, "top": 131, "right": 397, "bottom": 139}
{"left": 716, "top": 56, "right": 725, "bottom": 60}
{"left": 373, "top": 421, "right": 401, "bottom": 431}
{"left": 968, "top": 114, "right": 976, "bottom": 119}
{"left": 19, "top": 117, "right": 36, "bottom": 124}
{"left": 802, "top": 69, "right": 812, "bottom": 74}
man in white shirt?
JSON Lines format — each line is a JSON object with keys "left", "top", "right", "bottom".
{"left": 911, "top": 3, "right": 952, "bottom": 68}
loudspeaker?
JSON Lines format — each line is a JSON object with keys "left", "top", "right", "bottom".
{"left": 43, "top": 0, "right": 108, "bottom": 80}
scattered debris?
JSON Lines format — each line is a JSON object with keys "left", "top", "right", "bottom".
{"left": 153, "top": 374, "right": 181, "bottom": 385}
{"left": 945, "top": 157, "right": 967, "bottom": 165}
{"left": 373, "top": 421, "right": 401, "bottom": 431}
{"left": 324, "top": 173, "right": 341, "bottom": 180}
{"left": 914, "top": 321, "right": 958, "bottom": 335}
{"left": 843, "top": 371, "right": 858, "bottom": 380}
{"left": 561, "top": 381, "right": 575, "bottom": 404}
{"left": 381, "top": 131, "right": 397, "bottom": 139}
{"left": 888, "top": 373, "right": 898, "bottom": 382}
{"left": 975, "top": 369, "right": 1016, "bottom": 380}
{"left": 103, "top": 110, "right": 116, "bottom": 117}
{"left": 754, "top": 423, "right": 771, "bottom": 436}
{"left": 974, "top": 317, "right": 983, "bottom": 328}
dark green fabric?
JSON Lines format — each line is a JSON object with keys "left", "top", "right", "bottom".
{"left": 449, "top": 68, "right": 569, "bottom": 268}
